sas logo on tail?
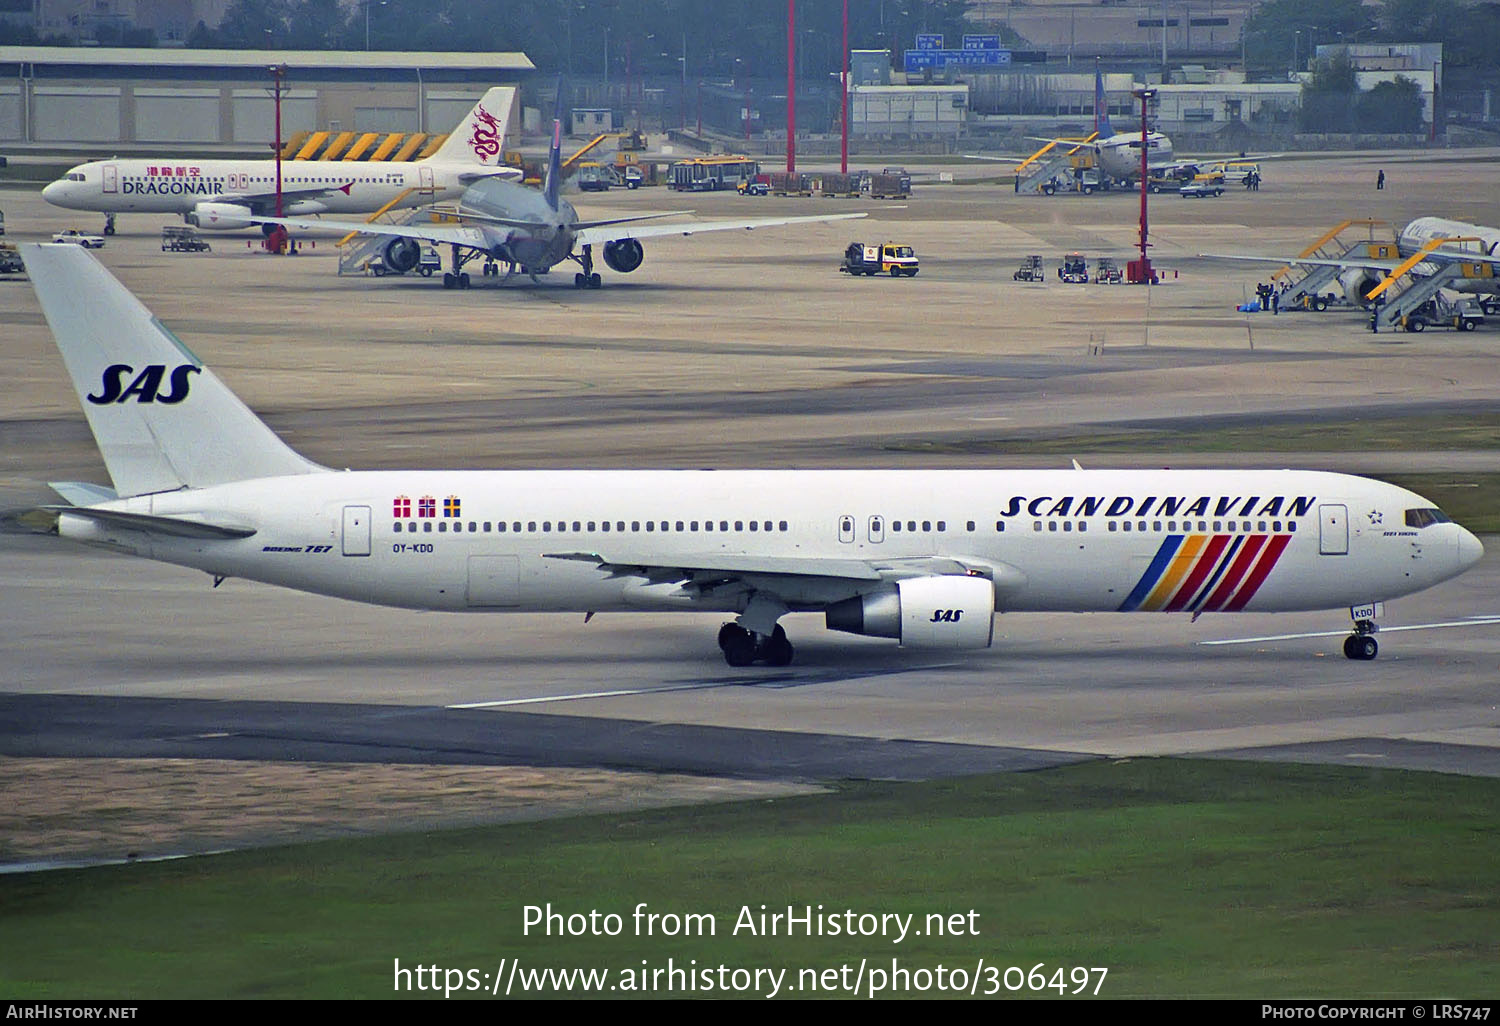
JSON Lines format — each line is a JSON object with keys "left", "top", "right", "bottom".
{"left": 87, "top": 363, "right": 200, "bottom": 405}
{"left": 929, "top": 609, "right": 964, "bottom": 623}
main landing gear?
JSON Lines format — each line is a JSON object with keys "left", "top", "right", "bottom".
{"left": 572, "top": 243, "right": 602, "bottom": 289}
{"left": 441, "top": 242, "right": 475, "bottom": 289}
{"left": 718, "top": 623, "right": 794, "bottom": 667}
{"left": 1343, "top": 618, "right": 1378, "bottom": 661}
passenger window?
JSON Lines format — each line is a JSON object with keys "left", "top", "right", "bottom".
{"left": 1048, "top": 521, "right": 1057, "bottom": 532}
{"left": 779, "top": 521, "right": 788, "bottom": 532}
{"left": 1063, "top": 522, "right": 1072, "bottom": 532}
{"left": 893, "top": 521, "right": 902, "bottom": 532}
{"left": 734, "top": 521, "right": 743, "bottom": 532}
{"left": 646, "top": 522, "right": 654, "bottom": 532}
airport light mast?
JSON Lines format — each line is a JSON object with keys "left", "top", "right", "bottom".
{"left": 1131, "top": 87, "right": 1157, "bottom": 285}
{"left": 786, "top": 0, "right": 796, "bottom": 173}
{"left": 269, "top": 63, "right": 286, "bottom": 218}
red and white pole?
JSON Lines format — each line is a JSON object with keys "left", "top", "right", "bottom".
{"left": 786, "top": 0, "right": 796, "bottom": 173}
{"left": 840, "top": 0, "right": 848, "bottom": 174}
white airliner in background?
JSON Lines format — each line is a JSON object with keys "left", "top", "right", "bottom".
{"left": 1205, "top": 216, "right": 1500, "bottom": 311}
{"left": 22, "top": 244, "right": 1483, "bottom": 666}
{"left": 40, "top": 87, "right": 522, "bottom": 232}
{"left": 252, "top": 112, "right": 866, "bottom": 289}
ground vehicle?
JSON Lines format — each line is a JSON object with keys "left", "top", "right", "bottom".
{"left": 575, "top": 162, "right": 612, "bottom": 191}
{"left": 621, "top": 166, "right": 643, "bottom": 189}
{"left": 1013, "top": 255, "right": 1045, "bottom": 282}
{"left": 737, "top": 175, "right": 770, "bottom": 196}
{"left": 1041, "top": 167, "right": 1107, "bottom": 196}
{"left": 0, "top": 242, "right": 23, "bottom": 274}
{"left": 52, "top": 229, "right": 105, "bottom": 248}
{"left": 160, "top": 225, "right": 211, "bottom": 252}
{"left": 670, "top": 156, "right": 760, "bottom": 192}
{"left": 869, "top": 168, "right": 911, "bottom": 199}
{"left": 1402, "top": 295, "right": 1485, "bottom": 332}
{"left": 1179, "top": 176, "right": 1226, "bottom": 198}
{"left": 0, "top": 209, "right": 5, "bottom": 235}
{"left": 1094, "top": 257, "right": 1123, "bottom": 284}
{"left": 1059, "top": 253, "right": 1088, "bottom": 283}
{"left": 841, "top": 241, "right": 919, "bottom": 277}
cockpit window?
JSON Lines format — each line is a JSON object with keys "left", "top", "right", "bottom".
{"left": 1405, "top": 508, "right": 1452, "bottom": 528}
{"left": 68, "top": 173, "right": 85, "bottom": 182}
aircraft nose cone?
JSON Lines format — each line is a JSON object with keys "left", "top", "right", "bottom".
{"left": 41, "top": 180, "right": 63, "bottom": 203}
{"left": 1458, "top": 527, "right": 1485, "bottom": 570}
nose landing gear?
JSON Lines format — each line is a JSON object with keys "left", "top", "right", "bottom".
{"left": 1343, "top": 617, "right": 1379, "bottom": 660}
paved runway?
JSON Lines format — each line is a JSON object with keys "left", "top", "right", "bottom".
{"left": 4, "top": 151, "right": 1500, "bottom": 799}
{"left": 3, "top": 533, "right": 1497, "bottom": 778}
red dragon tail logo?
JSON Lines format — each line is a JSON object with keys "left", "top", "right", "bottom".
{"left": 467, "top": 105, "right": 502, "bottom": 162}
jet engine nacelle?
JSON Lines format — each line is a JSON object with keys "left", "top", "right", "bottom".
{"left": 383, "top": 238, "right": 421, "bottom": 274}
{"left": 1339, "top": 268, "right": 1385, "bottom": 308}
{"left": 186, "top": 203, "right": 255, "bottom": 231}
{"left": 824, "top": 575, "right": 995, "bottom": 648}
{"left": 603, "top": 238, "right": 645, "bottom": 273}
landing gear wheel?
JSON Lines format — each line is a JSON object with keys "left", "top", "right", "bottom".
{"left": 1343, "top": 635, "right": 1378, "bottom": 661}
{"left": 442, "top": 272, "right": 455, "bottom": 289}
{"left": 574, "top": 272, "right": 587, "bottom": 288}
{"left": 718, "top": 624, "right": 756, "bottom": 667}
{"left": 762, "top": 625, "right": 794, "bottom": 667}
{"left": 459, "top": 272, "right": 471, "bottom": 289}
{"left": 589, "top": 272, "right": 602, "bottom": 288}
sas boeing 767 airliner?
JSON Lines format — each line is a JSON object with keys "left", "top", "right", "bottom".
{"left": 22, "top": 244, "right": 1483, "bottom": 666}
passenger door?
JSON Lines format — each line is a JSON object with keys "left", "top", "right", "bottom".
{"left": 342, "top": 505, "right": 371, "bottom": 556}
{"left": 1319, "top": 504, "right": 1348, "bottom": 556}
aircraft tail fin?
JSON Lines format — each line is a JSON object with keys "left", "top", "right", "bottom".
{"left": 426, "top": 86, "right": 517, "bottom": 166}
{"left": 1095, "top": 63, "right": 1115, "bottom": 138}
{"left": 22, "top": 244, "right": 325, "bottom": 498}
{"left": 542, "top": 83, "right": 565, "bottom": 211}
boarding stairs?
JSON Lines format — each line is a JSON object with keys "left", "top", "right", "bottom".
{"left": 1372, "top": 262, "right": 1468, "bottom": 328}
{"left": 1015, "top": 134, "right": 1096, "bottom": 195}
{"left": 1271, "top": 220, "right": 1389, "bottom": 308}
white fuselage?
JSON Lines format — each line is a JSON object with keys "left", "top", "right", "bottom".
{"left": 1096, "top": 132, "right": 1174, "bottom": 182}
{"left": 1398, "top": 217, "right": 1500, "bottom": 297}
{"left": 42, "top": 158, "right": 475, "bottom": 219}
{"left": 59, "top": 468, "right": 1480, "bottom": 622}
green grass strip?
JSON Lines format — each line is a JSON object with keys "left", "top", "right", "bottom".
{"left": 2, "top": 759, "right": 1496, "bottom": 998}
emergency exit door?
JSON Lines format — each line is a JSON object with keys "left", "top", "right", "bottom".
{"left": 342, "top": 505, "right": 371, "bottom": 556}
{"left": 1319, "top": 504, "right": 1348, "bottom": 555}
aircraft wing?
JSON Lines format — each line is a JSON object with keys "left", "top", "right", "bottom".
{"left": 574, "top": 211, "right": 866, "bottom": 248}
{"left": 961, "top": 154, "right": 1027, "bottom": 164}
{"left": 1199, "top": 252, "right": 1409, "bottom": 272}
{"left": 217, "top": 185, "right": 361, "bottom": 207}
{"left": 546, "top": 550, "right": 1025, "bottom": 590}
{"left": 247, "top": 215, "right": 490, "bottom": 249}
{"left": 455, "top": 167, "right": 524, "bottom": 185}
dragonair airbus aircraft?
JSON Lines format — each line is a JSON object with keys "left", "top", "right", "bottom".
{"left": 251, "top": 113, "right": 866, "bottom": 289}
{"left": 22, "top": 244, "right": 1484, "bottom": 665}
{"left": 41, "top": 87, "right": 522, "bottom": 232}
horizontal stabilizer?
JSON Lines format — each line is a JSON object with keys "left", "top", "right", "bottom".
{"left": 46, "top": 506, "right": 257, "bottom": 540}
{"left": 48, "top": 481, "right": 119, "bottom": 506}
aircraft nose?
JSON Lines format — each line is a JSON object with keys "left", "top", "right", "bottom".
{"left": 1457, "top": 526, "right": 1485, "bottom": 570}
{"left": 41, "top": 180, "right": 63, "bottom": 203}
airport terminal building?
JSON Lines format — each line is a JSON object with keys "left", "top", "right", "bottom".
{"left": 0, "top": 47, "right": 533, "bottom": 152}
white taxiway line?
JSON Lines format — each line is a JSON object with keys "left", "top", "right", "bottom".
{"left": 449, "top": 682, "right": 738, "bottom": 709}
{"left": 1201, "top": 616, "right": 1500, "bottom": 646}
